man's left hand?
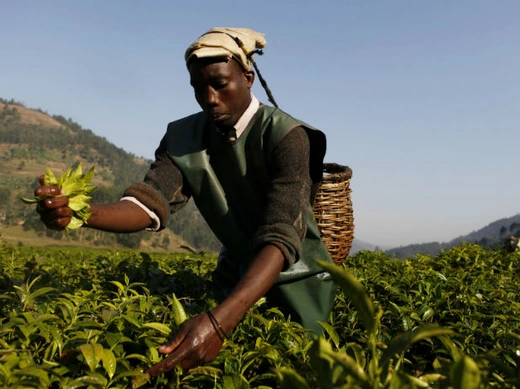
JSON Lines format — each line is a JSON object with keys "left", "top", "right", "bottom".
{"left": 145, "top": 312, "right": 224, "bottom": 378}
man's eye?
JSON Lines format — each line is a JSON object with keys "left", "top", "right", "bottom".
{"left": 191, "top": 85, "right": 205, "bottom": 95}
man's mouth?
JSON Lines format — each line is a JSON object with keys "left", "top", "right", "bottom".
{"left": 209, "top": 112, "right": 227, "bottom": 122}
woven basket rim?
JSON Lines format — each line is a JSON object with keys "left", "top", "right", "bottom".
{"left": 322, "top": 163, "right": 353, "bottom": 181}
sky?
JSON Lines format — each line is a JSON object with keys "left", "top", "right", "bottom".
{"left": 1, "top": 1, "right": 519, "bottom": 248}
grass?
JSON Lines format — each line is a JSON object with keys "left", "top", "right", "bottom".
{"left": 0, "top": 225, "right": 191, "bottom": 254}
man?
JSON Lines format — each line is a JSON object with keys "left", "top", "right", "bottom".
{"left": 35, "top": 27, "right": 336, "bottom": 377}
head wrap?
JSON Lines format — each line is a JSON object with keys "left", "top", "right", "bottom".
{"left": 185, "top": 27, "right": 267, "bottom": 71}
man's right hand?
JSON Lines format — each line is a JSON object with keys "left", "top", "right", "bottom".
{"left": 35, "top": 175, "right": 72, "bottom": 230}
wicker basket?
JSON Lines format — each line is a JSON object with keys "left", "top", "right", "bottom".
{"left": 313, "top": 163, "right": 354, "bottom": 265}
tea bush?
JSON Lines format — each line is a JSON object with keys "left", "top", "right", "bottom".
{"left": 1, "top": 241, "right": 519, "bottom": 388}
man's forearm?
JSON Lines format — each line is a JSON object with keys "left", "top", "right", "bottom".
{"left": 86, "top": 201, "right": 153, "bottom": 232}
{"left": 211, "top": 244, "right": 285, "bottom": 333}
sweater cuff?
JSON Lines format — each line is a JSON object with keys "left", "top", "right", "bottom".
{"left": 120, "top": 196, "right": 161, "bottom": 231}
{"left": 123, "top": 182, "right": 170, "bottom": 230}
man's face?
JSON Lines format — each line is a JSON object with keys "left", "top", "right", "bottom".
{"left": 189, "top": 58, "right": 254, "bottom": 130}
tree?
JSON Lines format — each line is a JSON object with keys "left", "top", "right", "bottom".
{"left": 115, "top": 233, "right": 143, "bottom": 249}
{"left": 509, "top": 222, "right": 520, "bottom": 235}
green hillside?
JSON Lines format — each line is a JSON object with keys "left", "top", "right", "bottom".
{"left": 0, "top": 98, "right": 220, "bottom": 253}
{"left": 385, "top": 214, "right": 520, "bottom": 258}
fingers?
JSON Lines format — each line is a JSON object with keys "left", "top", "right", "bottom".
{"left": 34, "top": 176, "right": 68, "bottom": 231}
{"left": 145, "top": 324, "right": 188, "bottom": 378}
{"left": 35, "top": 185, "right": 64, "bottom": 198}
{"left": 37, "top": 196, "right": 72, "bottom": 230}
{"left": 37, "top": 197, "right": 70, "bottom": 216}
{"left": 146, "top": 342, "right": 192, "bottom": 377}
{"left": 39, "top": 212, "right": 72, "bottom": 230}
{"left": 42, "top": 196, "right": 69, "bottom": 210}
{"left": 146, "top": 350, "right": 187, "bottom": 378}
{"left": 44, "top": 216, "right": 72, "bottom": 230}
{"left": 158, "top": 339, "right": 181, "bottom": 354}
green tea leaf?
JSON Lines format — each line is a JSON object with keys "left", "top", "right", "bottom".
{"left": 12, "top": 366, "right": 50, "bottom": 387}
{"left": 68, "top": 194, "right": 92, "bottom": 211}
{"left": 122, "top": 314, "right": 142, "bottom": 328}
{"left": 101, "top": 348, "right": 117, "bottom": 379}
{"left": 83, "top": 166, "right": 95, "bottom": 185}
{"left": 74, "top": 206, "right": 92, "bottom": 219}
{"left": 26, "top": 287, "right": 57, "bottom": 303}
{"left": 390, "top": 371, "right": 431, "bottom": 389}
{"left": 44, "top": 167, "right": 58, "bottom": 186}
{"left": 142, "top": 322, "right": 172, "bottom": 336}
{"left": 188, "top": 366, "right": 223, "bottom": 377}
{"left": 131, "top": 371, "right": 150, "bottom": 389}
{"left": 451, "top": 355, "right": 481, "bottom": 389}
{"left": 318, "top": 320, "right": 340, "bottom": 349}
{"left": 171, "top": 293, "right": 188, "bottom": 326}
{"left": 316, "top": 259, "right": 376, "bottom": 334}
{"left": 110, "top": 280, "right": 126, "bottom": 293}
{"left": 79, "top": 343, "right": 104, "bottom": 372}
{"left": 309, "top": 337, "right": 369, "bottom": 389}
{"left": 346, "top": 342, "right": 367, "bottom": 369}
{"left": 380, "top": 324, "right": 454, "bottom": 373}
{"left": 66, "top": 216, "right": 85, "bottom": 230}
{"left": 126, "top": 353, "right": 150, "bottom": 364}
{"left": 18, "top": 196, "right": 39, "bottom": 204}
{"left": 277, "top": 367, "right": 313, "bottom": 389}
{"left": 64, "top": 375, "right": 106, "bottom": 389}
{"left": 222, "top": 373, "right": 251, "bottom": 389}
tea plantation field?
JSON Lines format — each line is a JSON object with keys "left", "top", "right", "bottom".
{"left": 1, "top": 242, "right": 519, "bottom": 388}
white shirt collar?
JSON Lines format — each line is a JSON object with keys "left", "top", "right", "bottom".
{"left": 233, "top": 93, "right": 260, "bottom": 139}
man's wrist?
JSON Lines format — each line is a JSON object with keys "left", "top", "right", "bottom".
{"left": 207, "top": 310, "right": 227, "bottom": 341}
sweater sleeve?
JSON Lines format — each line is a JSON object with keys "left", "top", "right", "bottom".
{"left": 251, "top": 126, "right": 312, "bottom": 266}
{"left": 123, "top": 135, "right": 191, "bottom": 230}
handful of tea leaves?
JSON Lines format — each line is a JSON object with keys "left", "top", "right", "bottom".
{"left": 20, "top": 162, "right": 97, "bottom": 230}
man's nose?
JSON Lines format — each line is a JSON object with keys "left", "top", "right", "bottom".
{"left": 204, "top": 87, "right": 218, "bottom": 107}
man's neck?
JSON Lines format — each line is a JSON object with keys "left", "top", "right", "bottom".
{"left": 214, "top": 94, "right": 260, "bottom": 141}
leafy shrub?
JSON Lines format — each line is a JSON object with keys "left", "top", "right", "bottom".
{"left": 0, "top": 242, "right": 519, "bottom": 388}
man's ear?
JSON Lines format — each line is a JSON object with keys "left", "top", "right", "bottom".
{"left": 244, "top": 70, "right": 255, "bottom": 88}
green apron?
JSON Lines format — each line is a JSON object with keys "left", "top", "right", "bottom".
{"left": 164, "top": 105, "right": 336, "bottom": 333}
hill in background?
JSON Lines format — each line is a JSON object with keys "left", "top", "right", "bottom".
{"left": 385, "top": 214, "right": 520, "bottom": 258}
{"left": 0, "top": 98, "right": 220, "bottom": 253}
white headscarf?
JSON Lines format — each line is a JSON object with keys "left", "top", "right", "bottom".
{"left": 185, "top": 27, "right": 267, "bottom": 70}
